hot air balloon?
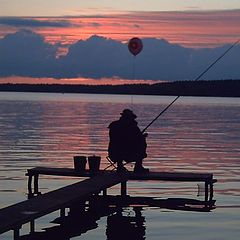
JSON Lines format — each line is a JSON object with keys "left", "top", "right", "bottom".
{"left": 128, "top": 37, "right": 143, "bottom": 56}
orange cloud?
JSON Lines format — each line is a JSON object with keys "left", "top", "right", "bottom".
{"left": 0, "top": 10, "right": 239, "bottom": 48}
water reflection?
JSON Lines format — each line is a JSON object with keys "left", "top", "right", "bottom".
{"left": 0, "top": 92, "right": 239, "bottom": 239}
{"left": 0, "top": 93, "right": 240, "bottom": 200}
{"left": 106, "top": 207, "right": 146, "bottom": 240}
{"left": 18, "top": 196, "right": 215, "bottom": 240}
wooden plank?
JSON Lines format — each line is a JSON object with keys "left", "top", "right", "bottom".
{"left": 26, "top": 167, "right": 89, "bottom": 177}
{"left": 27, "top": 167, "right": 215, "bottom": 182}
{"left": 0, "top": 172, "right": 128, "bottom": 234}
{"left": 129, "top": 171, "right": 214, "bottom": 182}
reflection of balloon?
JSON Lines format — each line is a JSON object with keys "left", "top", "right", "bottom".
{"left": 128, "top": 37, "right": 143, "bottom": 56}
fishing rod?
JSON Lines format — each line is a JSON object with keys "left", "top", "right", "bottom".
{"left": 141, "top": 38, "right": 240, "bottom": 133}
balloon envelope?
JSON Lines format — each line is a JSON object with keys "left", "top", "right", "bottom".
{"left": 128, "top": 37, "right": 143, "bottom": 56}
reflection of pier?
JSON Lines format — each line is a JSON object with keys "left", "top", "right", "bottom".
{"left": 18, "top": 196, "right": 214, "bottom": 240}
{"left": 0, "top": 167, "right": 217, "bottom": 239}
{"left": 106, "top": 206, "right": 146, "bottom": 240}
{"left": 17, "top": 204, "right": 147, "bottom": 240}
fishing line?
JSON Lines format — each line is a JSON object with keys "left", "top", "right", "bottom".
{"left": 130, "top": 55, "right": 136, "bottom": 107}
{"left": 141, "top": 38, "right": 240, "bottom": 133}
{"left": 128, "top": 38, "right": 143, "bottom": 110}
{"left": 132, "top": 55, "right": 136, "bottom": 80}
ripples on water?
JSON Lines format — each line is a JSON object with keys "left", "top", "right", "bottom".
{"left": 0, "top": 92, "right": 239, "bottom": 239}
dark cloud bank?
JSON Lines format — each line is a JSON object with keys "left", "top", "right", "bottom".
{"left": 0, "top": 18, "right": 72, "bottom": 27}
{"left": 0, "top": 29, "right": 239, "bottom": 81}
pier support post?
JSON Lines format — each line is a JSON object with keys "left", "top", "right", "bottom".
{"left": 205, "top": 182, "right": 209, "bottom": 202}
{"left": 60, "top": 208, "right": 65, "bottom": 218}
{"left": 27, "top": 173, "right": 41, "bottom": 198}
{"left": 121, "top": 181, "right": 127, "bottom": 196}
{"left": 30, "top": 220, "right": 35, "bottom": 233}
{"left": 27, "top": 174, "right": 33, "bottom": 198}
{"left": 34, "top": 174, "right": 40, "bottom": 195}
{"left": 103, "top": 189, "right": 107, "bottom": 196}
{"left": 209, "top": 182, "right": 214, "bottom": 201}
{"left": 13, "top": 227, "right": 20, "bottom": 240}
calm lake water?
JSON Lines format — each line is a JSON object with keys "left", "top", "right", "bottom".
{"left": 0, "top": 92, "right": 239, "bottom": 239}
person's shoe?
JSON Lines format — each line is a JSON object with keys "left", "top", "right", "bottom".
{"left": 134, "top": 166, "right": 149, "bottom": 173}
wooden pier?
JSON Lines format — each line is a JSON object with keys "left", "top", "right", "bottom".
{"left": 26, "top": 167, "right": 217, "bottom": 202}
{"left": 0, "top": 171, "right": 128, "bottom": 239}
{"left": 0, "top": 167, "right": 217, "bottom": 239}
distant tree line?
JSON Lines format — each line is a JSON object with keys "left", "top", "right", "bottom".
{"left": 0, "top": 79, "right": 239, "bottom": 97}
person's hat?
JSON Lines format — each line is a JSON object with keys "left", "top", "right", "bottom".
{"left": 120, "top": 109, "right": 137, "bottom": 119}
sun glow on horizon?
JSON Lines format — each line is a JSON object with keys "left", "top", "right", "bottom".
{"left": 0, "top": 76, "right": 161, "bottom": 85}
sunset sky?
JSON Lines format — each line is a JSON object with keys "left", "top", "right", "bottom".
{"left": 1, "top": 1, "right": 240, "bottom": 15}
{"left": 0, "top": 1, "right": 240, "bottom": 84}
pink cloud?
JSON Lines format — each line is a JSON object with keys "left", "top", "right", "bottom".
{"left": 0, "top": 10, "right": 239, "bottom": 48}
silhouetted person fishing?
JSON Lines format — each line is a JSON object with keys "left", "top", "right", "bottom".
{"left": 108, "top": 109, "right": 149, "bottom": 173}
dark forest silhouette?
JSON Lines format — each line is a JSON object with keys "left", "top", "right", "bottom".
{"left": 0, "top": 79, "right": 239, "bottom": 97}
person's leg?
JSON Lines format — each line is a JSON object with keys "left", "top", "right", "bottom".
{"left": 117, "top": 160, "right": 123, "bottom": 168}
{"left": 134, "top": 158, "right": 142, "bottom": 168}
{"left": 117, "top": 160, "right": 127, "bottom": 171}
{"left": 134, "top": 158, "right": 149, "bottom": 173}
